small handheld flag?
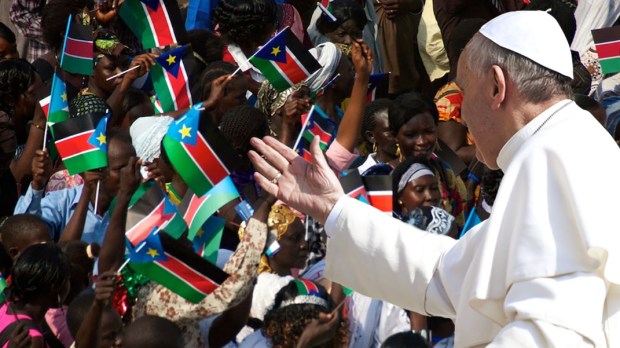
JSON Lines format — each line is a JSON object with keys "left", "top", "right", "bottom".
{"left": 317, "top": 0, "right": 336, "bottom": 22}
{"left": 294, "top": 105, "right": 337, "bottom": 161}
{"left": 362, "top": 175, "right": 392, "bottom": 214}
{"left": 366, "top": 73, "right": 390, "bottom": 103}
{"left": 178, "top": 176, "right": 240, "bottom": 240}
{"left": 119, "top": 0, "right": 188, "bottom": 50}
{"left": 193, "top": 216, "right": 226, "bottom": 264}
{"left": 339, "top": 170, "right": 370, "bottom": 204}
{"left": 152, "top": 45, "right": 195, "bottom": 112}
{"left": 47, "top": 72, "right": 70, "bottom": 126}
{"left": 51, "top": 113, "right": 109, "bottom": 175}
{"left": 129, "top": 227, "right": 168, "bottom": 263}
{"left": 130, "top": 232, "right": 229, "bottom": 303}
{"left": 163, "top": 104, "right": 241, "bottom": 196}
{"left": 60, "top": 14, "right": 93, "bottom": 76}
{"left": 249, "top": 28, "right": 321, "bottom": 92}
{"left": 592, "top": 26, "right": 620, "bottom": 75}
{"left": 125, "top": 184, "right": 188, "bottom": 246}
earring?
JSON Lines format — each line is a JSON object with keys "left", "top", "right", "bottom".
{"left": 396, "top": 144, "right": 404, "bottom": 161}
{"left": 372, "top": 142, "right": 377, "bottom": 153}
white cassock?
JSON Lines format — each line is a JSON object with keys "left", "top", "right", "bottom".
{"left": 324, "top": 100, "right": 620, "bottom": 347}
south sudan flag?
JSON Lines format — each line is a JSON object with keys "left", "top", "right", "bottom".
{"left": 178, "top": 177, "right": 240, "bottom": 240}
{"left": 295, "top": 105, "right": 337, "bottom": 161}
{"left": 249, "top": 28, "right": 321, "bottom": 92}
{"left": 126, "top": 184, "right": 188, "bottom": 246}
{"left": 162, "top": 104, "right": 240, "bottom": 196}
{"left": 152, "top": 45, "right": 195, "bottom": 112}
{"left": 60, "top": 14, "right": 93, "bottom": 76}
{"left": 340, "top": 170, "right": 369, "bottom": 204}
{"left": 119, "top": 0, "right": 187, "bottom": 50}
{"left": 51, "top": 113, "right": 108, "bottom": 175}
{"left": 362, "top": 175, "right": 392, "bottom": 214}
{"left": 130, "top": 232, "right": 229, "bottom": 303}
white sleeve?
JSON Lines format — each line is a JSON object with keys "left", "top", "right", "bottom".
{"left": 487, "top": 272, "right": 606, "bottom": 347}
{"left": 324, "top": 197, "right": 457, "bottom": 316}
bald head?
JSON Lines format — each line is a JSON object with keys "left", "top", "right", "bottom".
{"left": 122, "top": 316, "right": 183, "bottom": 348}
{"left": 0, "top": 214, "right": 52, "bottom": 259}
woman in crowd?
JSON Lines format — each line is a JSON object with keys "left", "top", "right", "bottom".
{"left": 0, "top": 23, "right": 18, "bottom": 61}
{"left": 391, "top": 158, "right": 441, "bottom": 218}
{"left": 388, "top": 91, "right": 467, "bottom": 230}
{"left": 358, "top": 99, "right": 397, "bottom": 173}
{"left": 0, "top": 59, "right": 44, "bottom": 215}
{"left": 200, "top": 62, "right": 249, "bottom": 126}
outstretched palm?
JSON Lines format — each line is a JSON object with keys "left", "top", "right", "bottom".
{"left": 249, "top": 136, "right": 344, "bottom": 223}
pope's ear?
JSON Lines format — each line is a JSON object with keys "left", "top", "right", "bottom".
{"left": 490, "top": 65, "right": 506, "bottom": 110}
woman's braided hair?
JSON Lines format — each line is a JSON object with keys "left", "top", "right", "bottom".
{"left": 0, "top": 59, "right": 36, "bottom": 115}
{"left": 212, "top": 0, "right": 277, "bottom": 48}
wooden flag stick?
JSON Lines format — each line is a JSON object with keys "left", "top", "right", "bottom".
{"left": 230, "top": 26, "right": 290, "bottom": 77}
{"left": 106, "top": 65, "right": 140, "bottom": 81}
{"left": 42, "top": 122, "right": 49, "bottom": 151}
{"left": 94, "top": 180, "right": 101, "bottom": 215}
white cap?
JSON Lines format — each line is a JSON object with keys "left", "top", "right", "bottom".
{"left": 479, "top": 11, "right": 573, "bottom": 79}
{"left": 130, "top": 116, "right": 174, "bottom": 163}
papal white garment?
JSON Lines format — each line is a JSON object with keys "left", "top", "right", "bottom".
{"left": 324, "top": 100, "right": 620, "bottom": 347}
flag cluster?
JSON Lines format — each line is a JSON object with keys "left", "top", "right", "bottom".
{"left": 124, "top": 111, "right": 243, "bottom": 303}
{"left": 339, "top": 171, "right": 393, "bottom": 214}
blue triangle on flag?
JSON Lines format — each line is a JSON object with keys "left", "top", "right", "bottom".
{"left": 254, "top": 30, "right": 287, "bottom": 64}
{"left": 165, "top": 103, "right": 200, "bottom": 145}
{"left": 140, "top": 0, "right": 161, "bottom": 11}
{"left": 88, "top": 114, "right": 109, "bottom": 151}
{"left": 155, "top": 45, "right": 186, "bottom": 78}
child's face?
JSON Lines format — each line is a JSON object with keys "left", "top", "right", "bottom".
{"left": 100, "top": 308, "right": 123, "bottom": 348}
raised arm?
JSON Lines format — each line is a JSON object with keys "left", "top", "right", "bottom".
{"left": 59, "top": 171, "right": 103, "bottom": 242}
{"left": 10, "top": 103, "right": 46, "bottom": 185}
{"left": 334, "top": 41, "right": 372, "bottom": 152}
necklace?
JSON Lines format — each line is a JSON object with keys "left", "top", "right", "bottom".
{"left": 532, "top": 100, "right": 573, "bottom": 136}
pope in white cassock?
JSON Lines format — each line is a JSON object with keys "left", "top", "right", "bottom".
{"left": 248, "top": 11, "right": 620, "bottom": 348}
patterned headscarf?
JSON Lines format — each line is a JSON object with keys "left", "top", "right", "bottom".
{"left": 405, "top": 206, "right": 455, "bottom": 235}
{"left": 94, "top": 30, "right": 130, "bottom": 65}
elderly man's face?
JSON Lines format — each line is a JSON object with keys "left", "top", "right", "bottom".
{"left": 456, "top": 50, "right": 502, "bottom": 169}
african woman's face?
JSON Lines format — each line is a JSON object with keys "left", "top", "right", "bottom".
{"left": 271, "top": 220, "right": 308, "bottom": 270}
{"left": 325, "top": 19, "right": 363, "bottom": 45}
{"left": 93, "top": 55, "right": 127, "bottom": 95}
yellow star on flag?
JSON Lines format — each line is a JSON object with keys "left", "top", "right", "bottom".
{"left": 96, "top": 132, "right": 106, "bottom": 145}
{"left": 179, "top": 124, "right": 192, "bottom": 139}
{"left": 61, "top": 92, "right": 67, "bottom": 102}
{"left": 146, "top": 248, "right": 160, "bottom": 258}
{"left": 196, "top": 229, "right": 204, "bottom": 238}
{"left": 271, "top": 46, "right": 281, "bottom": 57}
{"left": 166, "top": 55, "right": 177, "bottom": 66}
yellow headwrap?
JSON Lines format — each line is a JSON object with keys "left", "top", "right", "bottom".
{"left": 257, "top": 204, "right": 299, "bottom": 274}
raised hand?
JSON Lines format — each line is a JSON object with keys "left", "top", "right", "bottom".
{"left": 95, "top": 271, "right": 117, "bottom": 307}
{"left": 295, "top": 311, "right": 341, "bottom": 348}
{"left": 124, "top": 53, "right": 159, "bottom": 81}
{"left": 31, "top": 149, "right": 51, "bottom": 191}
{"left": 351, "top": 40, "right": 373, "bottom": 77}
{"left": 82, "top": 170, "right": 104, "bottom": 194}
{"left": 95, "top": 0, "right": 121, "bottom": 25}
{"left": 7, "top": 322, "right": 32, "bottom": 348}
{"left": 118, "top": 157, "right": 142, "bottom": 198}
{"left": 249, "top": 136, "right": 344, "bottom": 223}
{"left": 203, "top": 75, "right": 235, "bottom": 111}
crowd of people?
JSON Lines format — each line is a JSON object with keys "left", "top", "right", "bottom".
{"left": 0, "top": 0, "right": 619, "bottom": 347}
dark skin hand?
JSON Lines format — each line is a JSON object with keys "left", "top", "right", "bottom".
{"left": 278, "top": 89, "right": 311, "bottom": 146}
{"left": 94, "top": 0, "right": 121, "bottom": 25}
{"left": 30, "top": 149, "right": 51, "bottom": 191}
{"left": 108, "top": 53, "right": 158, "bottom": 126}
{"left": 7, "top": 322, "right": 32, "bottom": 348}
{"left": 98, "top": 157, "right": 142, "bottom": 273}
{"left": 295, "top": 303, "right": 343, "bottom": 348}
